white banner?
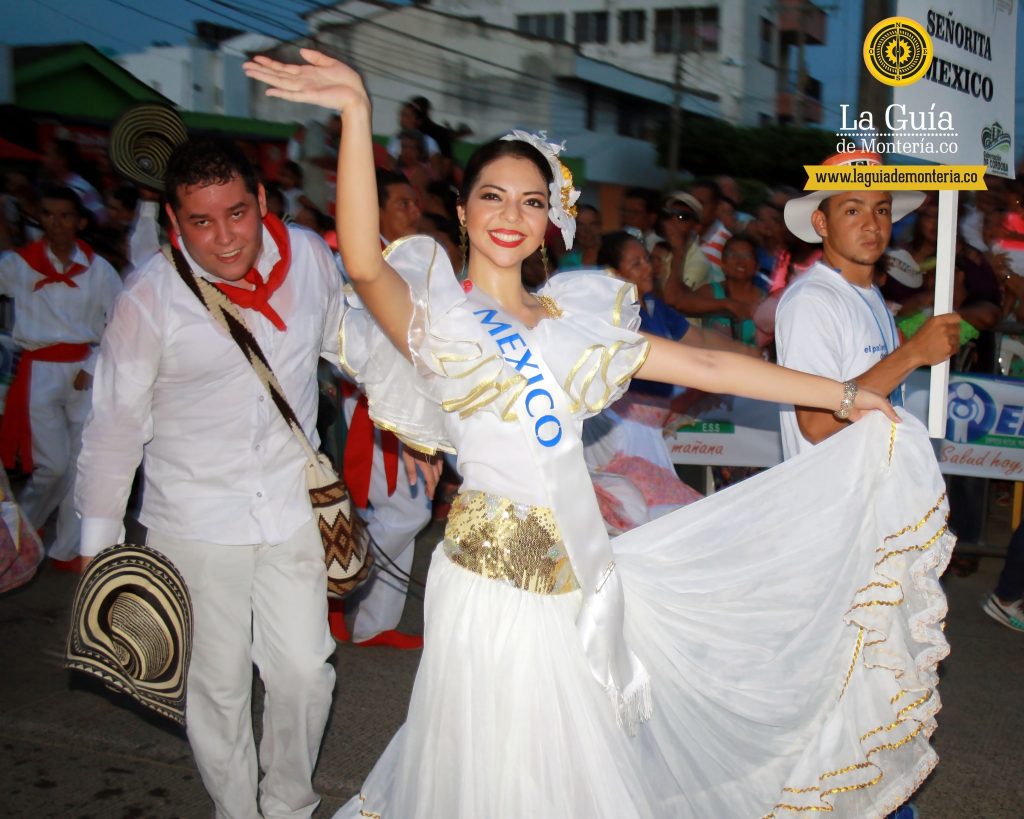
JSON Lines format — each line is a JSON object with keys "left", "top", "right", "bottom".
{"left": 667, "top": 370, "right": 1024, "bottom": 480}
{"left": 894, "top": 1, "right": 1017, "bottom": 178}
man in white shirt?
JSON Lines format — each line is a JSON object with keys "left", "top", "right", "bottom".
{"left": 776, "top": 151, "right": 960, "bottom": 459}
{"left": 0, "top": 186, "right": 121, "bottom": 564}
{"left": 334, "top": 169, "right": 432, "bottom": 650}
{"left": 76, "top": 139, "right": 342, "bottom": 818}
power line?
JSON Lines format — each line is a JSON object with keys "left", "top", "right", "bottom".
{"left": 34, "top": 0, "right": 147, "bottom": 51}
{"left": 102, "top": 0, "right": 198, "bottom": 37}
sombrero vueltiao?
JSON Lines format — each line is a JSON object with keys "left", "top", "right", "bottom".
{"left": 109, "top": 104, "right": 188, "bottom": 191}
{"left": 784, "top": 150, "right": 926, "bottom": 244}
{"left": 65, "top": 544, "right": 192, "bottom": 725}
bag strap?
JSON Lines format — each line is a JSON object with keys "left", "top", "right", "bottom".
{"left": 163, "top": 246, "right": 320, "bottom": 464}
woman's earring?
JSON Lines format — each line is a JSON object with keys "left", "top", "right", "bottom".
{"left": 540, "top": 241, "right": 549, "bottom": 277}
{"left": 459, "top": 222, "right": 468, "bottom": 269}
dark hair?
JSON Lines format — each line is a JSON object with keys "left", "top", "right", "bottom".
{"left": 421, "top": 211, "right": 459, "bottom": 247}
{"left": 410, "top": 96, "right": 432, "bottom": 116}
{"left": 109, "top": 183, "right": 140, "bottom": 213}
{"left": 49, "top": 138, "right": 81, "bottom": 170}
{"left": 40, "top": 184, "right": 86, "bottom": 217}
{"left": 623, "top": 187, "right": 657, "bottom": 213}
{"left": 597, "top": 230, "right": 643, "bottom": 270}
{"left": 577, "top": 203, "right": 599, "bottom": 218}
{"left": 721, "top": 233, "right": 758, "bottom": 258}
{"left": 691, "top": 179, "right": 721, "bottom": 202}
{"left": 458, "top": 138, "right": 553, "bottom": 204}
{"left": 426, "top": 179, "right": 459, "bottom": 222}
{"left": 263, "top": 181, "right": 285, "bottom": 214}
{"left": 164, "top": 138, "right": 260, "bottom": 210}
{"left": 282, "top": 160, "right": 303, "bottom": 184}
{"left": 376, "top": 168, "right": 412, "bottom": 209}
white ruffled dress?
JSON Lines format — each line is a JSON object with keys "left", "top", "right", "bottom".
{"left": 335, "top": 236, "right": 953, "bottom": 819}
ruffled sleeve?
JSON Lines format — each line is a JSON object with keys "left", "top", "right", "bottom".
{"left": 337, "top": 236, "right": 460, "bottom": 453}
{"left": 338, "top": 241, "right": 650, "bottom": 449}
{"left": 533, "top": 270, "right": 650, "bottom": 417}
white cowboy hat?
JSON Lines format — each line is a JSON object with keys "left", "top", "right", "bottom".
{"left": 784, "top": 151, "right": 926, "bottom": 244}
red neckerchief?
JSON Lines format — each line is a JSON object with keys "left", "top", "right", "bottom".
{"left": 171, "top": 214, "right": 291, "bottom": 331}
{"left": 17, "top": 239, "right": 94, "bottom": 291}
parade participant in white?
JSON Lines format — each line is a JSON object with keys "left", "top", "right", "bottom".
{"left": 76, "top": 140, "right": 341, "bottom": 819}
{"left": 338, "top": 169, "right": 434, "bottom": 649}
{"left": 247, "top": 50, "right": 953, "bottom": 819}
{"left": 0, "top": 187, "right": 121, "bottom": 562}
{"left": 776, "top": 152, "right": 960, "bottom": 459}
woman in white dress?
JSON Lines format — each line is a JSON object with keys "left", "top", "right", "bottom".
{"left": 246, "top": 51, "right": 954, "bottom": 819}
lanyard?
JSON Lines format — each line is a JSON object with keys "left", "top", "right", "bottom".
{"left": 846, "top": 280, "right": 904, "bottom": 407}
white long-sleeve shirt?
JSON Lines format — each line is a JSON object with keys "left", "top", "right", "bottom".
{"left": 0, "top": 242, "right": 121, "bottom": 370}
{"left": 76, "top": 224, "right": 346, "bottom": 556}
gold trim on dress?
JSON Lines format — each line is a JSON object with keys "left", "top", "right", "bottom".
{"left": 443, "top": 491, "right": 579, "bottom": 595}
{"left": 765, "top": 490, "right": 952, "bottom": 816}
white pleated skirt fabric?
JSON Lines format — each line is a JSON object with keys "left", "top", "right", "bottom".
{"left": 337, "top": 412, "right": 953, "bottom": 819}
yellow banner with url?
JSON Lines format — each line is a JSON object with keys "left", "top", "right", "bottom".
{"left": 803, "top": 165, "right": 987, "bottom": 191}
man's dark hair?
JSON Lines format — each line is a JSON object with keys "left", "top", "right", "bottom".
{"left": 110, "top": 183, "right": 140, "bottom": 214}
{"left": 40, "top": 184, "right": 86, "bottom": 217}
{"left": 164, "top": 138, "right": 260, "bottom": 210}
{"left": 282, "top": 160, "right": 303, "bottom": 184}
{"left": 691, "top": 179, "right": 721, "bottom": 202}
{"left": 623, "top": 187, "right": 658, "bottom": 214}
{"left": 376, "top": 169, "right": 412, "bottom": 209}
{"left": 411, "top": 96, "right": 432, "bottom": 117}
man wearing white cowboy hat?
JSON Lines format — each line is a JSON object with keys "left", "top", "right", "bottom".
{"left": 775, "top": 150, "right": 960, "bottom": 459}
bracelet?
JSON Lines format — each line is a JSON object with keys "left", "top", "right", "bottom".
{"left": 834, "top": 381, "right": 858, "bottom": 420}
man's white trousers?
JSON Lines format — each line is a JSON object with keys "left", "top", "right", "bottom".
{"left": 148, "top": 519, "right": 335, "bottom": 819}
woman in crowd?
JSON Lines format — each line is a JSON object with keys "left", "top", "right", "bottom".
{"left": 697, "top": 234, "right": 764, "bottom": 346}
{"left": 246, "top": 49, "right": 954, "bottom": 819}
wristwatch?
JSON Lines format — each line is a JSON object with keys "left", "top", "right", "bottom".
{"left": 834, "top": 381, "right": 859, "bottom": 420}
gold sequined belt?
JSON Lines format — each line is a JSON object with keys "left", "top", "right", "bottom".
{"left": 443, "top": 491, "right": 580, "bottom": 595}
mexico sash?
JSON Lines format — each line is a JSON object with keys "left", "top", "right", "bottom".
{"left": 471, "top": 298, "right": 652, "bottom": 733}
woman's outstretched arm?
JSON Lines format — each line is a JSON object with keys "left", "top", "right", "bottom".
{"left": 637, "top": 333, "right": 899, "bottom": 422}
{"left": 244, "top": 49, "right": 413, "bottom": 355}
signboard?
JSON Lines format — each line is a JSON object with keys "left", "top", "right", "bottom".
{"left": 895, "top": 1, "right": 1017, "bottom": 178}
{"left": 667, "top": 370, "right": 1024, "bottom": 480}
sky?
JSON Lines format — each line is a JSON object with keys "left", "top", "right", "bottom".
{"left": 4, "top": 0, "right": 1024, "bottom": 148}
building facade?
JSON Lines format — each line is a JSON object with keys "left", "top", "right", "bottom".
{"left": 409, "top": 0, "right": 827, "bottom": 126}
{"left": 256, "top": 2, "right": 710, "bottom": 194}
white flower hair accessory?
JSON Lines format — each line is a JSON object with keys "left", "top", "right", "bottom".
{"left": 501, "top": 129, "right": 581, "bottom": 250}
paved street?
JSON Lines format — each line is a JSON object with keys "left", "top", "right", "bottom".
{"left": 2, "top": 513, "right": 1022, "bottom": 818}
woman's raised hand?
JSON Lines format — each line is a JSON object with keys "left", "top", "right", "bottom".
{"left": 849, "top": 386, "right": 900, "bottom": 424}
{"left": 243, "top": 48, "right": 367, "bottom": 111}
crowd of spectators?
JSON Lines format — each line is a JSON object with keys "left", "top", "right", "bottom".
{"left": 4, "top": 110, "right": 1024, "bottom": 525}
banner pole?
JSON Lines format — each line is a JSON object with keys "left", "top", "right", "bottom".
{"left": 928, "top": 189, "right": 958, "bottom": 438}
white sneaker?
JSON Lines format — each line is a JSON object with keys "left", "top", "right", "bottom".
{"left": 982, "top": 593, "right": 1024, "bottom": 632}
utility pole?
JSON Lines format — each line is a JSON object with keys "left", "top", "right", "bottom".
{"left": 667, "top": 8, "right": 683, "bottom": 178}
{"left": 857, "top": 0, "right": 893, "bottom": 126}
{"left": 794, "top": 1, "right": 807, "bottom": 127}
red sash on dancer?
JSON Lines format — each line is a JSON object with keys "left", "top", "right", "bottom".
{"left": 340, "top": 381, "right": 400, "bottom": 509}
{"left": 17, "top": 240, "right": 94, "bottom": 291}
{"left": 338, "top": 235, "right": 401, "bottom": 507}
{"left": 170, "top": 214, "right": 291, "bottom": 331}
{"left": 0, "top": 343, "right": 91, "bottom": 471}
